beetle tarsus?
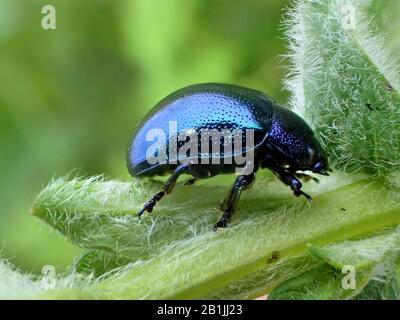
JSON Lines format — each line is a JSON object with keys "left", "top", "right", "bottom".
{"left": 294, "top": 189, "right": 312, "bottom": 201}
{"left": 137, "top": 191, "right": 165, "bottom": 218}
{"left": 213, "top": 219, "right": 228, "bottom": 231}
{"left": 271, "top": 167, "right": 313, "bottom": 202}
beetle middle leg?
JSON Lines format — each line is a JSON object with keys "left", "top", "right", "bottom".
{"left": 138, "top": 163, "right": 210, "bottom": 218}
{"left": 213, "top": 173, "right": 256, "bottom": 231}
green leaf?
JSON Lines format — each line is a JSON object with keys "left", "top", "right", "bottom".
{"left": 30, "top": 176, "right": 239, "bottom": 260}
{"left": 0, "top": 260, "right": 42, "bottom": 299}
{"left": 284, "top": 0, "right": 400, "bottom": 178}
{"left": 269, "top": 265, "right": 373, "bottom": 300}
{"left": 30, "top": 175, "right": 400, "bottom": 299}
{"left": 270, "top": 228, "right": 400, "bottom": 299}
{"left": 71, "top": 250, "right": 131, "bottom": 279}
{"left": 309, "top": 228, "right": 400, "bottom": 270}
{"left": 355, "top": 272, "right": 400, "bottom": 300}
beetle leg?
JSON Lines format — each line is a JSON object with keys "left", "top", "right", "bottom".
{"left": 273, "top": 168, "right": 312, "bottom": 201}
{"left": 138, "top": 163, "right": 210, "bottom": 218}
{"left": 137, "top": 191, "right": 165, "bottom": 217}
{"left": 138, "top": 163, "right": 188, "bottom": 218}
{"left": 213, "top": 173, "right": 256, "bottom": 231}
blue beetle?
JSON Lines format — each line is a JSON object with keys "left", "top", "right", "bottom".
{"left": 128, "top": 83, "right": 329, "bottom": 230}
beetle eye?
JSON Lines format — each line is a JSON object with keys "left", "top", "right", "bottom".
{"left": 313, "top": 162, "right": 322, "bottom": 171}
{"left": 313, "top": 161, "right": 329, "bottom": 175}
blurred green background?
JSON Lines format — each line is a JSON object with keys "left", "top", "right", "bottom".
{"left": 0, "top": 0, "right": 290, "bottom": 274}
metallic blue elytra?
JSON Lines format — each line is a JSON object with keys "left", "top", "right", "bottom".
{"left": 127, "top": 83, "right": 330, "bottom": 230}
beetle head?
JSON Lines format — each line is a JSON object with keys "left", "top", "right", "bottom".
{"left": 265, "top": 106, "right": 330, "bottom": 175}
{"left": 304, "top": 139, "right": 330, "bottom": 175}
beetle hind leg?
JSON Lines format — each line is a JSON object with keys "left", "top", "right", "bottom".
{"left": 137, "top": 191, "right": 165, "bottom": 217}
{"left": 213, "top": 173, "right": 255, "bottom": 231}
{"left": 138, "top": 163, "right": 210, "bottom": 218}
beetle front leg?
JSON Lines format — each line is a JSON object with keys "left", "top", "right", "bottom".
{"left": 274, "top": 168, "right": 312, "bottom": 201}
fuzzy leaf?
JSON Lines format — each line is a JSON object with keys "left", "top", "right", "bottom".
{"left": 268, "top": 265, "right": 373, "bottom": 300}
{"left": 284, "top": 0, "right": 400, "bottom": 178}
{"left": 309, "top": 228, "right": 400, "bottom": 269}
{"left": 71, "top": 250, "right": 131, "bottom": 279}
{"left": 270, "top": 228, "right": 400, "bottom": 299}
{"left": 0, "top": 260, "right": 42, "bottom": 299}
{"left": 355, "top": 270, "right": 400, "bottom": 300}
{"left": 31, "top": 175, "right": 400, "bottom": 299}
